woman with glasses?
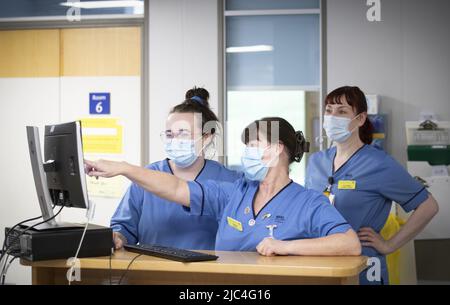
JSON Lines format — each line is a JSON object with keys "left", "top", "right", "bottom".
{"left": 110, "top": 87, "right": 241, "bottom": 250}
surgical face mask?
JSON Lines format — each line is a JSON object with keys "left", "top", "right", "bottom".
{"left": 323, "top": 115, "right": 359, "bottom": 143}
{"left": 164, "top": 138, "right": 205, "bottom": 169}
{"left": 241, "top": 146, "right": 275, "bottom": 182}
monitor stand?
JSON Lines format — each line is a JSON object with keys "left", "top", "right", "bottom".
{"left": 22, "top": 220, "right": 85, "bottom": 231}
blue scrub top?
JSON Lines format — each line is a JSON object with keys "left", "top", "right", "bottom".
{"left": 187, "top": 178, "right": 352, "bottom": 252}
{"left": 110, "top": 159, "right": 242, "bottom": 250}
{"left": 306, "top": 144, "right": 429, "bottom": 284}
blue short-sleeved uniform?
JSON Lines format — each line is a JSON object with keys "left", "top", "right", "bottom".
{"left": 187, "top": 178, "right": 352, "bottom": 252}
{"left": 110, "top": 159, "right": 242, "bottom": 250}
{"left": 306, "top": 144, "right": 429, "bottom": 285}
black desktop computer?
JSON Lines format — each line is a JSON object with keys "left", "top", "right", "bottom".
{"left": 2, "top": 121, "right": 113, "bottom": 263}
{"left": 5, "top": 224, "right": 112, "bottom": 261}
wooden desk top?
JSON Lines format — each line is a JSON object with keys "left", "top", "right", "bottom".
{"left": 21, "top": 250, "right": 367, "bottom": 278}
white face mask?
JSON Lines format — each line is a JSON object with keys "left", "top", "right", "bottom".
{"left": 323, "top": 114, "right": 360, "bottom": 143}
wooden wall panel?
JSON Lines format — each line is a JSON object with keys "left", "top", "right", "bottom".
{"left": 0, "top": 29, "right": 60, "bottom": 77}
{"left": 60, "top": 27, "right": 141, "bottom": 76}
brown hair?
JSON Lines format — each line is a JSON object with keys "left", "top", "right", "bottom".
{"left": 241, "top": 117, "right": 310, "bottom": 164}
{"left": 325, "top": 86, "right": 373, "bottom": 145}
{"left": 170, "top": 87, "right": 218, "bottom": 135}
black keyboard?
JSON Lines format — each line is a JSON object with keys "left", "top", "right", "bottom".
{"left": 123, "top": 244, "right": 219, "bottom": 262}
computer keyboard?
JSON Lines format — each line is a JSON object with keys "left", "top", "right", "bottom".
{"left": 123, "top": 244, "right": 219, "bottom": 262}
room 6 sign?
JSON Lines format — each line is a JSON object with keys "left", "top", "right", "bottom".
{"left": 89, "top": 93, "right": 111, "bottom": 115}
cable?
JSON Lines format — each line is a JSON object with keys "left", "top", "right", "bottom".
{"left": 67, "top": 221, "right": 89, "bottom": 286}
{"left": 0, "top": 254, "right": 10, "bottom": 283}
{"left": 109, "top": 251, "right": 113, "bottom": 285}
{"left": 1, "top": 215, "right": 37, "bottom": 278}
{"left": 0, "top": 202, "right": 57, "bottom": 266}
{"left": 0, "top": 205, "right": 64, "bottom": 270}
{"left": 67, "top": 201, "right": 96, "bottom": 285}
{"left": 1, "top": 256, "right": 18, "bottom": 285}
{"left": 117, "top": 254, "right": 142, "bottom": 285}
{"left": 1, "top": 214, "right": 46, "bottom": 261}
{"left": 0, "top": 204, "right": 63, "bottom": 263}
{"left": 0, "top": 202, "right": 57, "bottom": 285}
{"left": 0, "top": 205, "right": 64, "bottom": 285}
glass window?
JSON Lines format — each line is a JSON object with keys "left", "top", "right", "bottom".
{"left": 0, "top": 0, "right": 144, "bottom": 20}
{"left": 226, "top": 0, "right": 320, "bottom": 11}
{"left": 225, "top": 2, "right": 322, "bottom": 184}
{"left": 226, "top": 15, "right": 320, "bottom": 88}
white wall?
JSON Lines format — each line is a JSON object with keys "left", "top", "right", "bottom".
{"left": 148, "top": 0, "right": 221, "bottom": 163}
{"left": 326, "top": 0, "right": 450, "bottom": 165}
{"left": 0, "top": 78, "right": 60, "bottom": 284}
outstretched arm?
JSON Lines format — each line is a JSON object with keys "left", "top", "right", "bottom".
{"left": 85, "top": 159, "right": 190, "bottom": 207}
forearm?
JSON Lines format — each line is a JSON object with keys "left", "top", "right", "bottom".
{"left": 284, "top": 230, "right": 361, "bottom": 256}
{"left": 388, "top": 195, "right": 439, "bottom": 252}
{"left": 122, "top": 163, "right": 190, "bottom": 207}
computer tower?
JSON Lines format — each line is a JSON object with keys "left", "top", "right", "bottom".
{"left": 5, "top": 224, "right": 113, "bottom": 261}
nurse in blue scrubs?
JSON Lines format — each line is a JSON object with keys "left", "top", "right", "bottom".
{"left": 110, "top": 87, "right": 241, "bottom": 250}
{"left": 86, "top": 117, "right": 362, "bottom": 257}
{"left": 305, "top": 86, "right": 439, "bottom": 284}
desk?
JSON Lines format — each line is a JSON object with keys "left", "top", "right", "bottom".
{"left": 21, "top": 250, "right": 367, "bottom": 285}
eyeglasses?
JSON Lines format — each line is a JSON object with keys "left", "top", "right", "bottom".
{"left": 160, "top": 130, "right": 193, "bottom": 143}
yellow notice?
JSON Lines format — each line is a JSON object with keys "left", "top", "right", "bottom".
{"left": 227, "top": 217, "right": 243, "bottom": 232}
{"left": 80, "top": 118, "right": 123, "bottom": 154}
{"left": 338, "top": 180, "right": 357, "bottom": 190}
{"left": 86, "top": 175, "right": 126, "bottom": 198}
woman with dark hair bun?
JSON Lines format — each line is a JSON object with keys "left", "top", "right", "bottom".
{"left": 86, "top": 116, "right": 362, "bottom": 258}
{"left": 306, "top": 86, "right": 439, "bottom": 285}
{"left": 110, "top": 87, "right": 241, "bottom": 251}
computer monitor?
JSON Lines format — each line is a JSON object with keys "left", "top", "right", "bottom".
{"left": 44, "top": 121, "right": 89, "bottom": 209}
{"left": 26, "top": 121, "right": 89, "bottom": 230}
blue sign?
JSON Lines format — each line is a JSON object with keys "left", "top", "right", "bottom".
{"left": 89, "top": 93, "right": 110, "bottom": 115}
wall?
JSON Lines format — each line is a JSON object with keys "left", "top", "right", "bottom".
{"left": 148, "top": 0, "right": 222, "bottom": 163}
{"left": 326, "top": 0, "right": 450, "bottom": 165}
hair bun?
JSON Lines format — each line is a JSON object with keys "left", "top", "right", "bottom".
{"left": 185, "top": 86, "right": 210, "bottom": 108}
{"left": 293, "top": 131, "right": 310, "bottom": 163}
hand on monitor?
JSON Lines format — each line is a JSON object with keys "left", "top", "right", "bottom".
{"left": 84, "top": 159, "right": 128, "bottom": 178}
{"left": 113, "top": 231, "right": 127, "bottom": 250}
